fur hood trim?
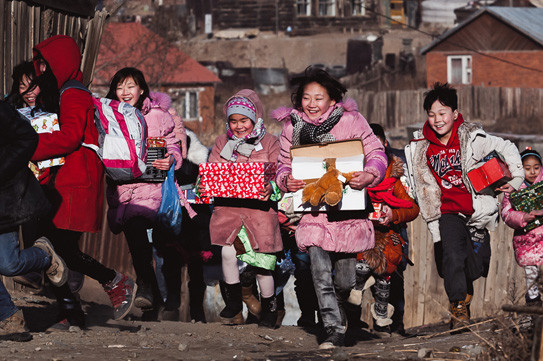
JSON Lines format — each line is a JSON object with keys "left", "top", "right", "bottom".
{"left": 186, "top": 129, "right": 209, "bottom": 165}
{"left": 271, "top": 98, "right": 359, "bottom": 123}
{"left": 388, "top": 154, "right": 404, "bottom": 179}
{"left": 143, "top": 91, "right": 172, "bottom": 113}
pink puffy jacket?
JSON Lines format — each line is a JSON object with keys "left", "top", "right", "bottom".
{"left": 502, "top": 171, "right": 543, "bottom": 267}
{"left": 272, "top": 98, "right": 387, "bottom": 253}
{"left": 106, "top": 92, "right": 184, "bottom": 233}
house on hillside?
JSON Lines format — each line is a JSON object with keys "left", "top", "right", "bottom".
{"left": 93, "top": 22, "right": 220, "bottom": 134}
{"left": 421, "top": 7, "right": 543, "bottom": 88}
{"left": 188, "top": 0, "right": 386, "bottom": 35}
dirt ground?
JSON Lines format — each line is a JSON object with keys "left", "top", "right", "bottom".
{"left": 2, "top": 277, "right": 524, "bottom": 361}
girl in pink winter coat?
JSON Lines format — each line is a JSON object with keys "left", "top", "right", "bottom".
{"left": 272, "top": 67, "right": 387, "bottom": 349}
{"left": 203, "top": 89, "right": 282, "bottom": 328}
{"left": 106, "top": 67, "right": 187, "bottom": 320}
{"left": 501, "top": 147, "right": 543, "bottom": 307}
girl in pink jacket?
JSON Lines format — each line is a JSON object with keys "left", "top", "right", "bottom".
{"left": 106, "top": 67, "right": 186, "bottom": 320}
{"left": 205, "top": 89, "right": 282, "bottom": 328}
{"left": 501, "top": 148, "right": 543, "bottom": 307}
{"left": 272, "top": 67, "right": 387, "bottom": 349}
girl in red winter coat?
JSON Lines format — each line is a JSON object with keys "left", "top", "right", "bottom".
{"left": 31, "top": 35, "right": 136, "bottom": 328}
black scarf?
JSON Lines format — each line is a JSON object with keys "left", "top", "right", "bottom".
{"left": 290, "top": 106, "right": 343, "bottom": 145}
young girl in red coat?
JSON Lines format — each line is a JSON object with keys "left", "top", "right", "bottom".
{"left": 501, "top": 148, "right": 543, "bottom": 307}
{"left": 31, "top": 35, "right": 135, "bottom": 328}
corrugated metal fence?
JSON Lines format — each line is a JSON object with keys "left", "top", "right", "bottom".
{"left": 0, "top": 0, "right": 107, "bottom": 94}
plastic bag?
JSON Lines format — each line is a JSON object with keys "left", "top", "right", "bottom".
{"left": 157, "top": 162, "right": 182, "bottom": 235}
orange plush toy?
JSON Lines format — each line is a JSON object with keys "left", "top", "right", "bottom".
{"left": 302, "top": 161, "right": 354, "bottom": 207}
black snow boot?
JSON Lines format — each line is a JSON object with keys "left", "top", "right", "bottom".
{"left": 220, "top": 282, "right": 243, "bottom": 325}
{"left": 258, "top": 295, "right": 278, "bottom": 329}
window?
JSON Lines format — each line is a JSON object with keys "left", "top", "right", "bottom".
{"left": 447, "top": 55, "right": 472, "bottom": 85}
{"left": 351, "top": 0, "right": 365, "bottom": 16}
{"left": 318, "top": 0, "right": 336, "bottom": 16}
{"left": 296, "top": 0, "right": 311, "bottom": 16}
{"left": 169, "top": 89, "right": 200, "bottom": 121}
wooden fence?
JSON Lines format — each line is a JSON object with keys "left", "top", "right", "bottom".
{"left": 347, "top": 86, "right": 543, "bottom": 131}
{"left": 0, "top": 0, "right": 107, "bottom": 94}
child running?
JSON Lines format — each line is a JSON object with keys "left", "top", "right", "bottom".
{"left": 404, "top": 82, "right": 524, "bottom": 331}
{"left": 501, "top": 148, "right": 543, "bottom": 308}
{"left": 273, "top": 67, "right": 386, "bottom": 349}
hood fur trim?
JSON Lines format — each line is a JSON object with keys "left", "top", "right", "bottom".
{"left": 144, "top": 91, "right": 172, "bottom": 113}
{"left": 186, "top": 129, "right": 209, "bottom": 165}
{"left": 388, "top": 155, "right": 404, "bottom": 179}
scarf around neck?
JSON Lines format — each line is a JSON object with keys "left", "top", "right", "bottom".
{"left": 219, "top": 117, "right": 266, "bottom": 161}
{"left": 291, "top": 105, "right": 343, "bottom": 146}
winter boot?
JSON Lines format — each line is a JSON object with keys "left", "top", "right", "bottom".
{"left": 0, "top": 310, "right": 32, "bottom": 342}
{"left": 33, "top": 237, "right": 68, "bottom": 287}
{"left": 450, "top": 300, "right": 470, "bottom": 333}
{"left": 134, "top": 281, "right": 154, "bottom": 310}
{"left": 319, "top": 326, "right": 345, "bottom": 350}
{"left": 259, "top": 295, "right": 278, "bottom": 329}
{"left": 242, "top": 285, "right": 261, "bottom": 319}
{"left": 220, "top": 282, "right": 243, "bottom": 325}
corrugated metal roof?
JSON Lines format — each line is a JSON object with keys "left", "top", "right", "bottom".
{"left": 421, "top": 6, "right": 543, "bottom": 54}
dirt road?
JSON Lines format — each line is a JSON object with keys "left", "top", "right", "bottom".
{"left": 2, "top": 280, "right": 502, "bottom": 361}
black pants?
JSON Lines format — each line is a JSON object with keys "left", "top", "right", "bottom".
{"left": 124, "top": 217, "right": 162, "bottom": 301}
{"left": 434, "top": 214, "right": 486, "bottom": 303}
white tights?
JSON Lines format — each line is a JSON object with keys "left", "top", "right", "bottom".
{"left": 221, "top": 244, "right": 274, "bottom": 298}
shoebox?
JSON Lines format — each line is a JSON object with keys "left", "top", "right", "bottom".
{"left": 288, "top": 139, "right": 366, "bottom": 211}
{"left": 510, "top": 182, "right": 543, "bottom": 232}
{"left": 467, "top": 152, "right": 512, "bottom": 196}
{"left": 198, "top": 162, "right": 277, "bottom": 199}
{"left": 18, "top": 107, "right": 65, "bottom": 171}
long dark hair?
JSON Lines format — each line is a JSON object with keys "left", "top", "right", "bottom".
{"left": 6, "top": 61, "right": 39, "bottom": 109}
{"left": 33, "top": 54, "right": 60, "bottom": 114}
{"left": 291, "top": 66, "right": 347, "bottom": 110}
{"left": 105, "top": 67, "right": 149, "bottom": 110}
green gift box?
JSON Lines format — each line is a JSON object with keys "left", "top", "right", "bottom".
{"left": 510, "top": 182, "right": 543, "bottom": 232}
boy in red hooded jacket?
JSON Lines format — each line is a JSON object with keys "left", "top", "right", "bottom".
{"left": 31, "top": 35, "right": 136, "bottom": 328}
{"left": 404, "top": 83, "right": 524, "bottom": 331}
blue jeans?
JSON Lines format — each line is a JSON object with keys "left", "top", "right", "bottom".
{"left": 308, "top": 246, "right": 356, "bottom": 334}
{"left": 0, "top": 230, "right": 50, "bottom": 321}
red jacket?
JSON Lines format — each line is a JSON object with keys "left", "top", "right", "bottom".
{"left": 32, "top": 35, "right": 104, "bottom": 232}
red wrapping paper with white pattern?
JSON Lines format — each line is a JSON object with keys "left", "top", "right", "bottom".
{"left": 198, "top": 162, "right": 277, "bottom": 199}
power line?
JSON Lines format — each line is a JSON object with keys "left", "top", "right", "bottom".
{"left": 363, "top": 4, "right": 543, "bottom": 74}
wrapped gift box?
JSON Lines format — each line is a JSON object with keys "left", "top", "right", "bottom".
{"left": 18, "top": 107, "right": 65, "bottom": 170}
{"left": 467, "top": 156, "right": 512, "bottom": 196}
{"left": 179, "top": 186, "right": 213, "bottom": 204}
{"left": 368, "top": 202, "right": 384, "bottom": 221}
{"left": 198, "top": 162, "right": 276, "bottom": 199}
{"left": 510, "top": 182, "right": 543, "bottom": 232}
{"left": 290, "top": 139, "right": 366, "bottom": 212}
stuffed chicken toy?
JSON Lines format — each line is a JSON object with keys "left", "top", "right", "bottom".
{"left": 302, "top": 160, "right": 354, "bottom": 207}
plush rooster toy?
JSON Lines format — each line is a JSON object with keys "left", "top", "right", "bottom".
{"left": 302, "top": 160, "right": 354, "bottom": 207}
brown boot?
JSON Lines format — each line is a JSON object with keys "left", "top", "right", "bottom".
{"left": 276, "top": 309, "right": 285, "bottom": 328}
{"left": 242, "top": 286, "right": 261, "bottom": 319}
{"left": 450, "top": 300, "right": 470, "bottom": 333}
{"left": 0, "top": 310, "right": 32, "bottom": 342}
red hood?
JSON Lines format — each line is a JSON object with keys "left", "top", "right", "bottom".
{"left": 33, "top": 35, "right": 83, "bottom": 89}
{"left": 423, "top": 113, "right": 465, "bottom": 147}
